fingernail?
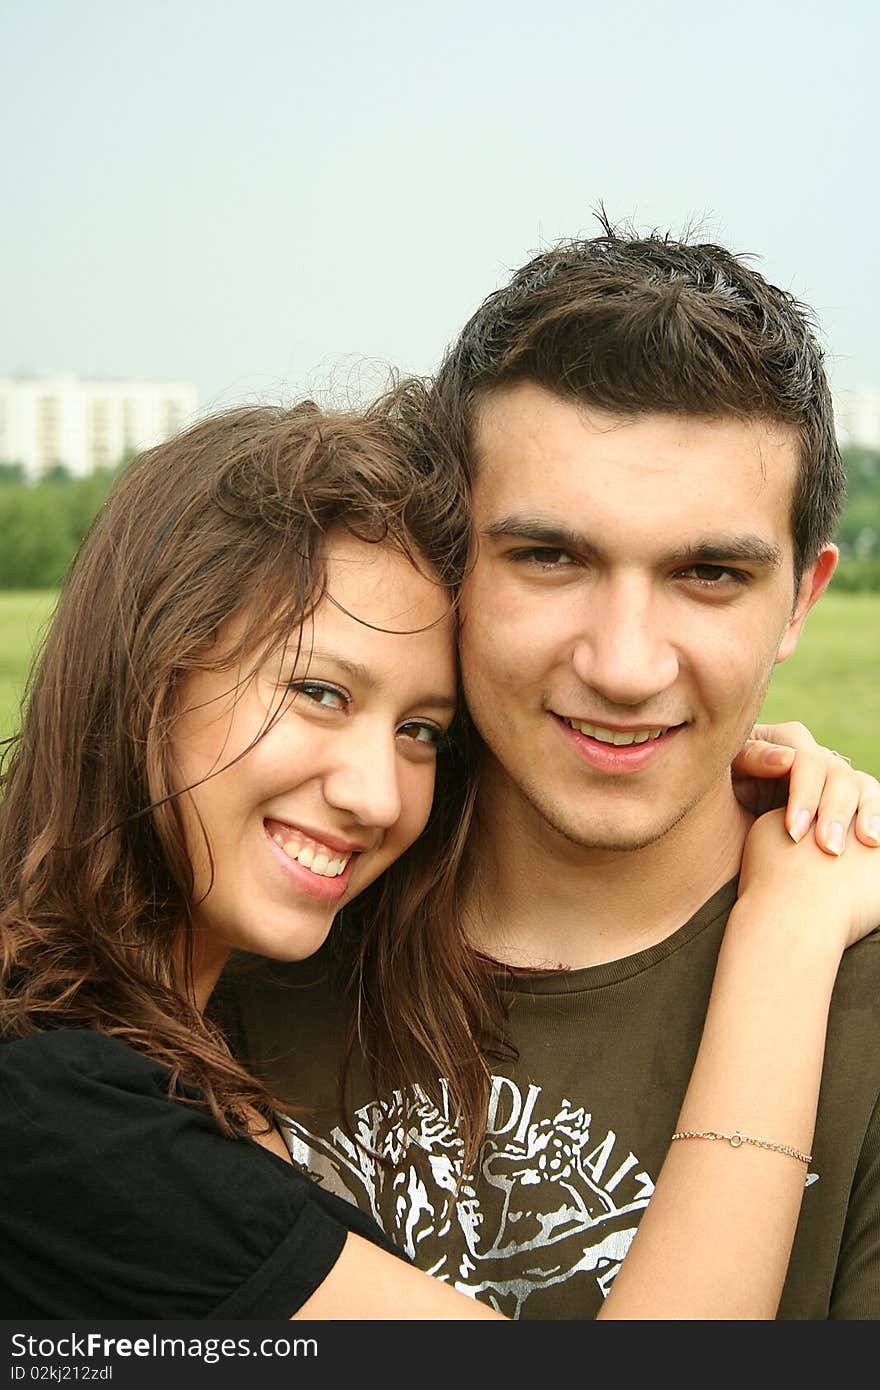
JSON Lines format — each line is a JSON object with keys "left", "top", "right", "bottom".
{"left": 865, "top": 815, "right": 880, "bottom": 846}
{"left": 825, "top": 821, "right": 845, "bottom": 856}
{"left": 789, "top": 809, "right": 812, "bottom": 843}
{"left": 765, "top": 746, "right": 796, "bottom": 767}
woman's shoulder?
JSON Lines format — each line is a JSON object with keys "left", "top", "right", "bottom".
{"left": 1, "top": 1027, "right": 167, "bottom": 1089}
{"left": 0, "top": 1029, "right": 181, "bottom": 1141}
{"left": 0, "top": 1026, "right": 405, "bottom": 1318}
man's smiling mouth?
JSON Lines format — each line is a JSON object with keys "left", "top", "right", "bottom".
{"left": 560, "top": 718, "right": 675, "bottom": 746}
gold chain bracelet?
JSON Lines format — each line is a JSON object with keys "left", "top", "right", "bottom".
{"left": 670, "top": 1129, "right": 812, "bottom": 1165}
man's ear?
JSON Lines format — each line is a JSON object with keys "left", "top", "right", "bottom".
{"left": 775, "top": 544, "right": 838, "bottom": 666}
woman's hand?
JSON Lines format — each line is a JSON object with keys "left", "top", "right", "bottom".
{"left": 731, "top": 721, "right": 880, "bottom": 856}
{"left": 739, "top": 807, "right": 880, "bottom": 950}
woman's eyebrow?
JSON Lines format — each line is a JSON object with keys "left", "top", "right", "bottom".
{"left": 302, "top": 649, "right": 457, "bottom": 709}
{"left": 301, "top": 649, "right": 374, "bottom": 685}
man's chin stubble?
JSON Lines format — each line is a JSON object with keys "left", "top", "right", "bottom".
{"left": 524, "top": 787, "right": 705, "bottom": 855}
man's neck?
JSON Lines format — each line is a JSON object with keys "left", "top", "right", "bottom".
{"left": 464, "top": 774, "right": 752, "bottom": 971}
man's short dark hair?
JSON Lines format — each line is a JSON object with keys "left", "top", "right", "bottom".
{"left": 433, "top": 220, "right": 845, "bottom": 579}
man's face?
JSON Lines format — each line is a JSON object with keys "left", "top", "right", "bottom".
{"left": 459, "top": 381, "right": 835, "bottom": 852}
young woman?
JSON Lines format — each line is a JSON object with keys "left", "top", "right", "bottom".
{"left": 0, "top": 386, "right": 877, "bottom": 1320}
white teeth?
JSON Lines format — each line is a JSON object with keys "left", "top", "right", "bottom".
{"left": 565, "top": 718, "right": 668, "bottom": 746}
{"left": 275, "top": 832, "right": 351, "bottom": 879}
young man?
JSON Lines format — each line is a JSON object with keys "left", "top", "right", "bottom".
{"left": 232, "top": 228, "right": 880, "bottom": 1318}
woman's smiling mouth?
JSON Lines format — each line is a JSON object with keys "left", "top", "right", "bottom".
{"left": 263, "top": 819, "right": 364, "bottom": 898}
{"left": 265, "top": 819, "right": 354, "bottom": 877}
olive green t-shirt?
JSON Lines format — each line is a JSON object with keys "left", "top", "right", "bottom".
{"left": 228, "top": 881, "right": 880, "bottom": 1319}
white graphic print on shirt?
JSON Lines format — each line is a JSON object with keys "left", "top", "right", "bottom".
{"left": 281, "top": 1073, "right": 657, "bottom": 1316}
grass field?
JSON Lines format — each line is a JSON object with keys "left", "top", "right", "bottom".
{"left": 0, "top": 591, "right": 58, "bottom": 743}
{"left": 758, "top": 592, "right": 879, "bottom": 776}
{"left": 1, "top": 589, "right": 878, "bottom": 775}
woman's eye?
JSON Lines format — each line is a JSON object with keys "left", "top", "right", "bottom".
{"left": 289, "top": 681, "right": 348, "bottom": 710}
{"left": 398, "top": 721, "right": 442, "bottom": 748}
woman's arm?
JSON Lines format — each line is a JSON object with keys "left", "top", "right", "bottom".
{"left": 293, "top": 1233, "right": 506, "bottom": 1319}
{"left": 293, "top": 811, "right": 878, "bottom": 1321}
{"left": 597, "top": 809, "right": 877, "bottom": 1319}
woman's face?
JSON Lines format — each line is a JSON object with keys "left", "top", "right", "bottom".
{"left": 169, "top": 531, "right": 457, "bottom": 1004}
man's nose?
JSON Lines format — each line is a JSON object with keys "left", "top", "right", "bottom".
{"left": 571, "top": 577, "right": 679, "bottom": 706}
{"left": 322, "top": 731, "right": 403, "bottom": 830}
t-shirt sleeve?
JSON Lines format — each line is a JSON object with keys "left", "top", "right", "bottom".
{"left": 0, "top": 1030, "right": 396, "bottom": 1319}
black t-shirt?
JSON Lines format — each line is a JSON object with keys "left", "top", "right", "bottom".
{"left": 0, "top": 1029, "right": 406, "bottom": 1318}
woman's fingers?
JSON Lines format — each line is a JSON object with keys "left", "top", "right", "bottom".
{"left": 736, "top": 723, "right": 880, "bottom": 855}
{"left": 795, "top": 760, "right": 860, "bottom": 854}
{"left": 749, "top": 721, "right": 817, "bottom": 757}
{"left": 730, "top": 738, "right": 795, "bottom": 818}
{"left": 854, "top": 776, "right": 880, "bottom": 848}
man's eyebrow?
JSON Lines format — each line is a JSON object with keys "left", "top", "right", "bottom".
{"left": 482, "top": 516, "right": 600, "bottom": 552}
{"left": 481, "top": 516, "right": 784, "bottom": 570}
{"left": 298, "top": 648, "right": 457, "bottom": 709}
{"left": 671, "top": 538, "right": 784, "bottom": 569}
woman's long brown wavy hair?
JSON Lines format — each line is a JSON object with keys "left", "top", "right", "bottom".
{"left": 0, "top": 380, "right": 503, "bottom": 1147}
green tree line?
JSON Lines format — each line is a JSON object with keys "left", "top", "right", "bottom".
{"left": 1, "top": 445, "right": 879, "bottom": 590}
{"left": 0, "top": 460, "right": 126, "bottom": 588}
{"left": 834, "top": 445, "right": 880, "bottom": 591}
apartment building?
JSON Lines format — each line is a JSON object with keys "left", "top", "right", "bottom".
{"left": 835, "top": 388, "right": 880, "bottom": 450}
{"left": 0, "top": 375, "right": 198, "bottom": 481}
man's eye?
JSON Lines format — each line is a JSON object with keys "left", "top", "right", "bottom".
{"left": 510, "top": 547, "right": 577, "bottom": 568}
{"left": 681, "top": 565, "right": 748, "bottom": 586}
{"left": 287, "top": 681, "right": 348, "bottom": 710}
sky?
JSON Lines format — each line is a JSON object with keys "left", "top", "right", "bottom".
{"left": 2, "top": 0, "right": 878, "bottom": 417}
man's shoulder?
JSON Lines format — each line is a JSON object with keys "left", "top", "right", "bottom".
{"left": 822, "top": 926, "right": 880, "bottom": 1097}
{"left": 217, "top": 945, "right": 351, "bottom": 1101}
{"left": 832, "top": 925, "right": 880, "bottom": 997}
{"left": 220, "top": 942, "right": 348, "bottom": 1019}
{"left": 828, "top": 928, "right": 878, "bottom": 984}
